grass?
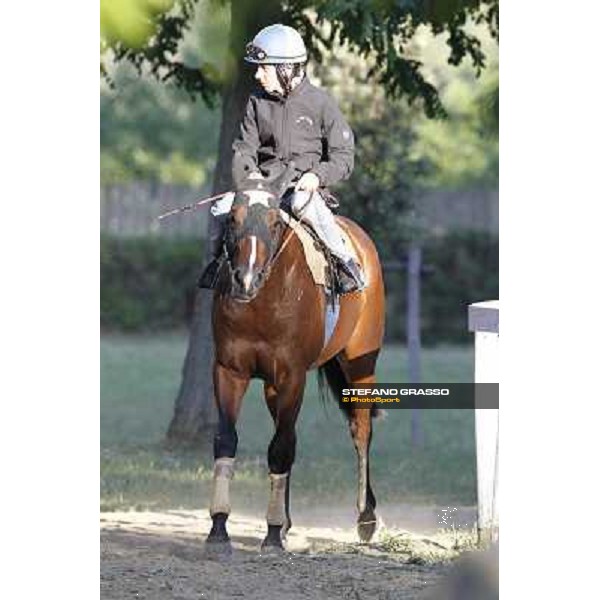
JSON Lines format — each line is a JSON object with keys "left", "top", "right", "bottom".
{"left": 375, "top": 526, "right": 479, "bottom": 564}
{"left": 101, "top": 331, "right": 476, "bottom": 512}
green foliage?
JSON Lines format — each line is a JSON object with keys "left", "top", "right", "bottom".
{"left": 102, "top": 0, "right": 222, "bottom": 106}
{"left": 101, "top": 232, "right": 497, "bottom": 342}
{"left": 100, "top": 3, "right": 498, "bottom": 187}
{"left": 100, "top": 62, "right": 221, "bottom": 184}
{"left": 101, "top": 236, "right": 203, "bottom": 330}
{"left": 410, "top": 28, "right": 499, "bottom": 188}
{"left": 100, "top": 1, "right": 231, "bottom": 184}
{"left": 475, "top": 67, "right": 499, "bottom": 137}
{"left": 308, "top": 0, "right": 497, "bottom": 117}
{"left": 101, "top": 0, "right": 176, "bottom": 48}
{"left": 311, "top": 27, "right": 498, "bottom": 247}
{"left": 102, "top": 0, "right": 499, "bottom": 118}
{"left": 338, "top": 103, "right": 426, "bottom": 248}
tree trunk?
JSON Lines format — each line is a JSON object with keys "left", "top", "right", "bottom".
{"left": 166, "top": 0, "right": 283, "bottom": 446}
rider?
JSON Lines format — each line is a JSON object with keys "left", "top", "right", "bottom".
{"left": 199, "top": 23, "right": 365, "bottom": 293}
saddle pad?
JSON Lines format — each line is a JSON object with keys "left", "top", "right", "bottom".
{"left": 279, "top": 210, "right": 357, "bottom": 286}
{"left": 323, "top": 299, "right": 341, "bottom": 348}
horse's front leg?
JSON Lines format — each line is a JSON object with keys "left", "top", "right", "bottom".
{"left": 263, "top": 383, "right": 295, "bottom": 539}
{"left": 206, "top": 363, "right": 249, "bottom": 553}
{"left": 262, "top": 374, "right": 306, "bottom": 551}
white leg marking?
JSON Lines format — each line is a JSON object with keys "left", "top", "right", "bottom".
{"left": 357, "top": 452, "right": 367, "bottom": 513}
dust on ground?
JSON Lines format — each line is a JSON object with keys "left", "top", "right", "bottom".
{"left": 101, "top": 505, "right": 478, "bottom": 599}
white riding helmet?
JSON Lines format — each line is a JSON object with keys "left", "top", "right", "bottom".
{"left": 244, "top": 24, "right": 307, "bottom": 64}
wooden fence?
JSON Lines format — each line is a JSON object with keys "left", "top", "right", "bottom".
{"left": 416, "top": 188, "right": 498, "bottom": 234}
{"left": 100, "top": 183, "right": 498, "bottom": 238}
{"left": 101, "top": 182, "right": 210, "bottom": 238}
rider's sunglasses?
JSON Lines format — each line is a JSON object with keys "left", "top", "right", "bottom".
{"left": 245, "top": 43, "right": 267, "bottom": 62}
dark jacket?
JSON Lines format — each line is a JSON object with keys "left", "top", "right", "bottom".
{"left": 232, "top": 77, "right": 354, "bottom": 191}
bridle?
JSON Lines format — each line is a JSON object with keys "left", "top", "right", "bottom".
{"left": 223, "top": 190, "right": 285, "bottom": 289}
{"left": 224, "top": 190, "right": 315, "bottom": 292}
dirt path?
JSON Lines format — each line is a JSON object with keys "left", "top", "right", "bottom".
{"left": 100, "top": 507, "right": 477, "bottom": 599}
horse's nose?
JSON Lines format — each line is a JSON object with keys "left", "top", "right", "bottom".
{"left": 233, "top": 267, "right": 255, "bottom": 295}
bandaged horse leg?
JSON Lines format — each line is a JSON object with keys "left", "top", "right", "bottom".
{"left": 264, "top": 383, "right": 293, "bottom": 537}
{"left": 208, "top": 457, "right": 235, "bottom": 541}
{"left": 262, "top": 375, "right": 306, "bottom": 550}
{"left": 206, "top": 363, "right": 249, "bottom": 549}
{"left": 266, "top": 472, "right": 289, "bottom": 526}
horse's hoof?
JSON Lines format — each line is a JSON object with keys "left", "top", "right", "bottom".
{"left": 357, "top": 512, "right": 377, "bottom": 542}
{"left": 260, "top": 540, "right": 285, "bottom": 555}
{"left": 261, "top": 524, "right": 285, "bottom": 554}
{"left": 204, "top": 539, "right": 233, "bottom": 559}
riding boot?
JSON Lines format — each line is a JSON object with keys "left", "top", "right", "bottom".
{"left": 336, "top": 257, "right": 366, "bottom": 294}
{"left": 198, "top": 253, "right": 226, "bottom": 289}
{"left": 198, "top": 216, "right": 227, "bottom": 289}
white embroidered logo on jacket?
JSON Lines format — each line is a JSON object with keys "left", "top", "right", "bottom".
{"left": 296, "top": 115, "right": 314, "bottom": 127}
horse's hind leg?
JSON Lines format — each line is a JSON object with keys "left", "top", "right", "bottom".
{"left": 206, "top": 363, "right": 249, "bottom": 552}
{"left": 261, "top": 374, "right": 306, "bottom": 551}
{"left": 348, "top": 401, "right": 378, "bottom": 542}
{"left": 338, "top": 352, "right": 380, "bottom": 542}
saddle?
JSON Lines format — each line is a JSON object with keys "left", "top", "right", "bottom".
{"left": 279, "top": 209, "right": 358, "bottom": 297}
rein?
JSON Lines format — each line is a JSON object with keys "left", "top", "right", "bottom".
{"left": 223, "top": 188, "right": 316, "bottom": 294}
{"left": 261, "top": 191, "right": 314, "bottom": 279}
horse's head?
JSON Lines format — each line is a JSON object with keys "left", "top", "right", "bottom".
{"left": 225, "top": 183, "right": 285, "bottom": 302}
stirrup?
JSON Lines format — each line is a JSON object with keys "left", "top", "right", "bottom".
{"left": 198, "top": 255, "right": 225, "bottom": 289}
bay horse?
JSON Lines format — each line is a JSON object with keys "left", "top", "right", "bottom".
{"left": 206, "top": 178, "right": 385, "bottom": 553}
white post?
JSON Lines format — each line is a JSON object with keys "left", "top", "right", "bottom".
{"left": 468, "top": 300, "right": 499, "bottom": 545}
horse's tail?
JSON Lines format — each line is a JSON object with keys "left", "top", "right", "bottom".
{"left": 317, "top": 357, "right": 383, "bottom": 420}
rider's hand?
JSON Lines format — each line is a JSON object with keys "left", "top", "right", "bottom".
{"left": 295, "top": 172, "right": 320, "bottom": 192}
